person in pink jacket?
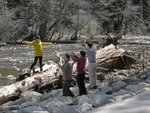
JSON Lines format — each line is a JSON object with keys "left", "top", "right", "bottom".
{"left": 71, "top": 51, "right": 87, "bottom": 95}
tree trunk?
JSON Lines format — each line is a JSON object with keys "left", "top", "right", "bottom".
{"left": 0, "top": 61, "right": 62, "bottom": 105}
{"left": 96, "top": 44, "right": 136, "bottom": 69}
{"left": 39, "top": 22, "right": 47, "bottom": 41}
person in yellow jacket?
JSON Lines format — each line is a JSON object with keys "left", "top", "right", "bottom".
{"left": 23, "top": 35, "right": 52, "bottom": 72}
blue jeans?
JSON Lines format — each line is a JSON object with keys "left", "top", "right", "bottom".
{"left": 63, "top": 80, "right": 74, "bottom": 97}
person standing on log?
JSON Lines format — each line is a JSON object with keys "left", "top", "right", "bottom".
{"left": 23, "top": 35, "right": 52, "bottom": 73}
{"left": 58, "top": 54, "right": 74, "bottom": 97}
{"left": 71, "top": 51, "right": 87, "bottom": 96}
{"left": 83, "top": 42, "right": 97, "bottom": 89}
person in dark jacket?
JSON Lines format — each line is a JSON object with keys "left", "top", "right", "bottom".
{"left": 59, "top": 54, "right": 74, "bottom": 97}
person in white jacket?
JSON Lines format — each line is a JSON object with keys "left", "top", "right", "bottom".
{"left": 83, "top": 42, "right": 97, "bottom": 89}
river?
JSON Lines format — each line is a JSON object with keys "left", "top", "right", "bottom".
{"left": 1, "top": 36, "right": 150, "bottom": 86}
{"left": 0, "top": 44, "right": 81, "bottom": 85}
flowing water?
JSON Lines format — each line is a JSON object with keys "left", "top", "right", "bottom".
{"left": 1, "top": 37, "right": 150, "bottom": 86}
{"left": 0, "top": 44, "right": 81, "bottom": 85}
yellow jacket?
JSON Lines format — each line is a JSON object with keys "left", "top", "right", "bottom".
{"left": 24, "top": 39, "right": 52, "bottom": 56}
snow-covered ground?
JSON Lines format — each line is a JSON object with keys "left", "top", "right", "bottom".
{"left": 89, "top": 91, "right": 150, "bottom": 113}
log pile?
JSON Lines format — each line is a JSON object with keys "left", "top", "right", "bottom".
{"left": 96, "top": 44, "right": 136, "bottom": 69}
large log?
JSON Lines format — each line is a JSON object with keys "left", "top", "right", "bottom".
{"left": 0, "top": 61, "right": 63, "bottom": 105}
{"left": 96, "top": 44, "right": 136, "bottom": 69}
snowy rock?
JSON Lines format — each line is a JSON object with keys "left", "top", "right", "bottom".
{"left": 137, "top": 72, "right": 150, "bottom": 80}
{"left": 125, "top": 85, "right": 138, "bottom": 92}
{"left": 111, "top": 89, "right": 128, "bottom": 96}
{"left": 49, "top": 89, "right": 63, "bottom": 97}
{"left": 20, "top": 91, "right": 42, "bottom": 100}
{"left": 145, "top": 76, "right": 150, "bottom": 83}
{"left": 116, "top": 70, "right": 128, "bottom": 76}
{"left": 57, "top": 106, "right": 77, "bottom": 113}
{"left": 112, "top": 75, "right": 128, "bottom": 82}
{"left": 78, "top": 95, "right": 93, "bottom": 106}
{"left": 6, "top": 75, "right": 16, "bottom": 80}
{"left": 58, "top": 96, "right": 73, "bottom": 104}
{"left": 146, "top": 76, "right": 150, "bottom": 80}
{"left": 137, "top": 82, "right": 150, "bottom": 89}
{"left": 21, "top": 101, "right": 35, "bottom": 108}
{"left": 22, "top": 106, "right": 49, "bottom": 113}
{"left": 129, "top": 77, "right": 143, "bottom": 84}
{"left": 0, "top": 105, "right": 20, "bottom": 112}
{"left": 78, "top": 102, "right": 93, "bottom": 112}
{"left": 115, "top": 93, "right": 135, "bottom": 102}
{"left": 41, "top": 98, "right": 64, "bottom": 113}
{"left": 5, "top": 98, "right": 27, "bottom": 106}
{"left": 111, "top": 81, "right": 127, "bottom": 91}
{"left": 87, "top": 91, "right": 150, "bottom": 113}
{"left": 99, "top": 86, "right": 112, "bottom": 94}
{"left": 92, "top": 93, "right": 109, "bottom": 108}
{"left": 134, "top": 82, "right": 150, "bottom": 94}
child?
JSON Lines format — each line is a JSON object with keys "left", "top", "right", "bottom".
{"left": 23, "top": 35, "right": 52, "bottom": 73}
{"left": 71, "top": 51, "right": 87, "bottom": 95}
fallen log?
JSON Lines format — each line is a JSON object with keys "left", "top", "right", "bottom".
{"left": 96, "top": 44, "right": 136, "bottom": 69}
{"left": 0, "top": 61, "right": 64, "bottom": 105}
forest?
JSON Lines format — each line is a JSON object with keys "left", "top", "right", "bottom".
{"left": 0, "top": 0, "right": 149, "bottom": 42}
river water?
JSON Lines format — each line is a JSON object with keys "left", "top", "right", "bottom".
{"left": 1, "top": 36, "right": 150, "bottom": 86}
{"left": 0, "top": 44, "right": 81, "bottom": 85}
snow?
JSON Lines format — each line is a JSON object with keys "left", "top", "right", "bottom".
{"left": 88, "top": 91, "right": 150, "bottom": 113}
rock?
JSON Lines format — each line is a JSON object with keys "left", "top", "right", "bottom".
{"left": 48, "top": 89, "right": 63, "bottom": 97}
{"left": 145, "top": 76, "right": 150, "bottom": 83}
{"left": 135, "top": 87, "right": 150, "bottom": 94}
{"left": 99, "top": 86, "right": 112, "bottom": 94}
{"left": 92, "top": 93, "right": 109, "bottom": 108}
{"left": 21, "top": 101, "right": 34, "bottom": 108}
{"left": 137, "top": 82, "right": 150, "bottom": 89}
{"left": 0, "top": 42, "right": 7, "bottom": 46}
{"left": 41, "top": 98, "right": 64, "bottom": 113}
{"left": 6, "top": 75, "right": 16, "bottom": 80}
{"left": 5, "top": 98, "right": 27, "bottom": 106}
{"left": 58, "top": 96, "right": 73, "bottom": 104}
{"left": 129, "top": 77, "right": 143, "bottom": 84}
{"left": 111, "top": 89, "right": 128, "bottom": 96}
{"left": 57, "top": 106, "right": 77, "bottom": 113}
{"left": 134, "top": 82, "right": 150, "bottom": 94}
{"left": 125, "top": 84, "right": 139, "bottom": 92}
{"left": 112, "top": 75, "right": 128, "bottom": 82}
{"left": 78, "top": 102, "right": 93, "bottom": 112}
{"left": 22, "top": 106, "right": 49, "bottom": 113}
{"left": 111, "top": 81, "right": 127, "bottom": 91}
{"left": 115, "top": 93, "right": 135, "bottom": 102}
{"left": 116, "top": 70, "right": 128, "bottom": 76}
{"left": 126, "top": 82, "right": 150, "bottom": 94}
{"left": 0, "top": 105, "right": 20, "bottom": 112}
{"left": 20, "top": 91, "right": 42, "bottom": 101}
{"left": 77, "top": 95, "right": 93, "bottom": 106}
{"left": 137, "top": 71, "right": 150, "bottom": 80}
